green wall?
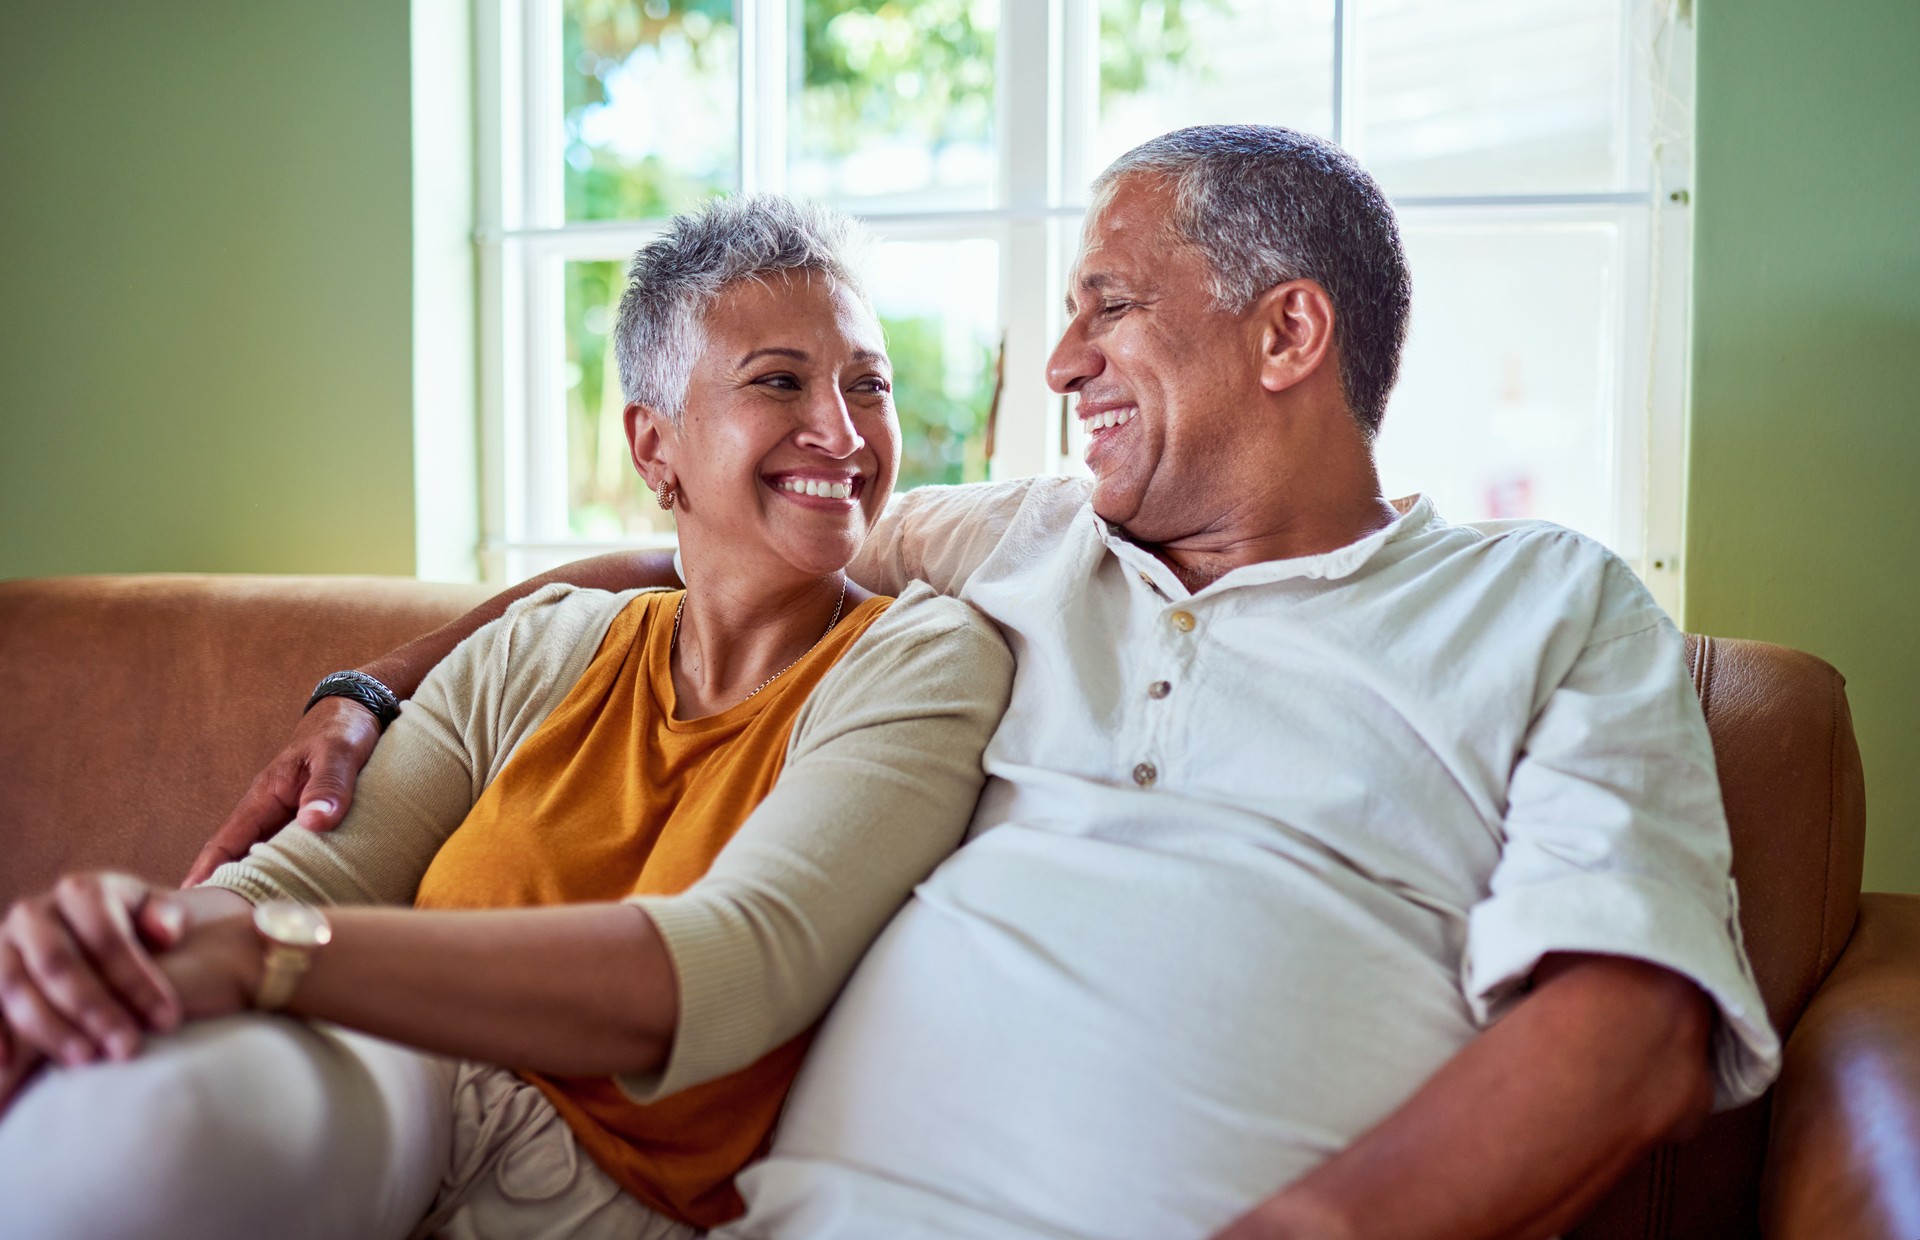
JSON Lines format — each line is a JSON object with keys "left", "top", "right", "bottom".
{"left": 1688, "top": 0, "right": 1920, "bottom": 893}
{"left": 0, "top": 0, "right": 416, "bottom": 578}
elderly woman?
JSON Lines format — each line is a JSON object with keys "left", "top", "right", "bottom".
{"left": 0, "top": 196, "right": 1012, "bottom": 1239}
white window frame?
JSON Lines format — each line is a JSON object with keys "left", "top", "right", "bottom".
{"left": 468, "top": 0, "right": 1695, "bottom": 613}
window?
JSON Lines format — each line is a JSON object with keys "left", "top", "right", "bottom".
{"left": 476, "top": 0, "right": 1694, "bottom": 611}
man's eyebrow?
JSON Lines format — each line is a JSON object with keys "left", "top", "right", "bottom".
{"left": 737, "top": 347, "right": 808, "bottom": 367}
{"left": 1064, "top": 271, "right": 1116, "bottom": 313}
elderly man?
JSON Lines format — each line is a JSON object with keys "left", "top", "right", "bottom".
{"left": 188, "top": 125, "right": 1771, "bottom": 1238}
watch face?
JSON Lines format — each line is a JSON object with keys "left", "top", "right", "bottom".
{"left": 254, "top": 901, "right": 333, "bottom": 948}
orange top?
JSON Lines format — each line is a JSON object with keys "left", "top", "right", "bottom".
{"left": 414, "top": 589, "right": 892, "bottom": 1228}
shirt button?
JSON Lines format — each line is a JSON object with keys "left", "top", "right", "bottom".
{"left": 1170, "top": 610, "right": 1196, "bottom": 633}
{"left": 1132, "top": 762, "right": 1157, "bottom": 787}
{"left": 1147, "top": 680, "right": 1171, "bottom": 699}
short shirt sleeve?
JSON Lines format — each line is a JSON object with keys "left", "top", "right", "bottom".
{"left": 1462, "top": 557, "right": 1781, "bottom": 1110}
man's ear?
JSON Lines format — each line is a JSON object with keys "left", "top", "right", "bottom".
{"left": 625, "top": 401, "right": 673, "bottom": 489}
{"left": 1254, "top": 279, "right": 1337, "bottom": 395}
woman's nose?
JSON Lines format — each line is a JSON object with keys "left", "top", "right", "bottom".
{"left": 795, "top": 388, "right": 864, "bottom": 457}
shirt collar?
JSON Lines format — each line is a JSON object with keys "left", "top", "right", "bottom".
{"left": 1088, "top": 494, "right": 1441, "bottom": 595}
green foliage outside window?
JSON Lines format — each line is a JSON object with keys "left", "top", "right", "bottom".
{"left": 559, "top": 0, "right": 1226, "bottom": 536}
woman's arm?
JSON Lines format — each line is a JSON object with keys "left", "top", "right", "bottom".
{"left": 619, "top": 586, "right": 1015, "bottom": 1100}
{"left": 184, "top": 551, "right": 681, "bottom": 885}
{"left": 162, "top": 902, "right": 680, "bottom": 1077}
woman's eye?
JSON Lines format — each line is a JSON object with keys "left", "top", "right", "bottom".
{"left": 851, "top": 376, "right": 892, "bottom": 395}
{"left": 755, "top": 373, "right": 801, "bottom": 390}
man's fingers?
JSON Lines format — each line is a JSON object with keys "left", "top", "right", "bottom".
{"left": 0, "top": 939, "right": 103, "bottom": 1067}
{"left": 54, "top": 878, "right": 181, "bottom": 1033}
{"left": 182, "top": 769, "right": 300, "bottom": 887}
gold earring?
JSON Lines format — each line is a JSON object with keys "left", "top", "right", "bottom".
{"left": 656, "top": 483, "right": 676, "bottom": 511}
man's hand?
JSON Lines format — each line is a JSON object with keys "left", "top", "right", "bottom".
{"left": 182, "top": 697, "right": 383, "bottom": 886}
{"left": 0, "top": 873, "right": 186, "bottom": 1069}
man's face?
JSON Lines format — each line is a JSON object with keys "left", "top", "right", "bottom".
{"left": 1048, "top": 175, "right": 1265, "bottom": 544}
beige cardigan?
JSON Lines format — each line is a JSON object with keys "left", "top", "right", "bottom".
{"left": 208, "top": 580, "right": 1012, "bottom": 1101}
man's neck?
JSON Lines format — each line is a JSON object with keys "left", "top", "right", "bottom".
{"left": 1139, "top": 490, "right": 1400, "bottom": 594}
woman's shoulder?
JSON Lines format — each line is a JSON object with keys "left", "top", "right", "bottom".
{"left": 858, "top": 580, "right": 1004, "bottom": 651}
{"left": 459, "top": 584, "right": 671, "bottom": 681}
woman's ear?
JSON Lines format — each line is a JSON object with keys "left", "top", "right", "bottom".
{"left": 625, "top": 401, "right": 673, "bottom": 492}
{"left": 1254, "top": 279, "right": 1337, "bottom": 395}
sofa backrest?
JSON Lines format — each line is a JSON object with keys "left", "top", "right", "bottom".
{"left": 0, "top": 579, "right": 1869, "bottom": 1236}
{"left": 0, "top": 575, "right": 490, "bottom": 902}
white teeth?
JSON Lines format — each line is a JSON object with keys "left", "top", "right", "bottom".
{"left": 1087, "top": 407, "right": 1135, "bottom": 431}
{"left": 777, "top": 479, "right": 854, "bottom": 500}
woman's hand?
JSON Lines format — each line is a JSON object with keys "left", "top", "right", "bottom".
{"left": 153, "top": 915, "right": 261, "bottom": 1023}
{"left": 0, "top": 873, "right": 186, "bottom": 1069}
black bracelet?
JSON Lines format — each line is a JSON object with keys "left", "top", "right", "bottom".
{"left": 305, "top": 670, "right": 402, "bottom": 729}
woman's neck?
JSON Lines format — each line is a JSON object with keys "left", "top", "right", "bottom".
{"left": 668, "top": 568, "right": 849, "bottom": 719}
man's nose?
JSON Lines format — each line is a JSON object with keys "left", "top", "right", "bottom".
{"left": 1046, "top": 318, "right": 1099, "bottom": 395}
{"left": 795, "top": 387, "right": 864, "bottom": 457}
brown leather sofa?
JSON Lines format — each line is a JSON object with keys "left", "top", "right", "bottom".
{"left": 2, "top": 573, "right": 1916, "bottom": 1238}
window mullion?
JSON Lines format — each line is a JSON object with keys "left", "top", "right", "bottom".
{"left": 994, "top": 0, "right": 1064, "bottom": 480}
{"left": 739, "top": 0, "right": 790, "bottom": 193}
{"left": 1333, "top": 0, "right": 1361, "bottom": 154}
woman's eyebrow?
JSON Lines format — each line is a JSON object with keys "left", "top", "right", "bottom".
{"left": 737, "top": 347, "right": 809, "bottom": 367}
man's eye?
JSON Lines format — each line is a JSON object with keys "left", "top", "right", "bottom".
{"left": 1100, "top": 300, "right": 1133, "bottom": 317}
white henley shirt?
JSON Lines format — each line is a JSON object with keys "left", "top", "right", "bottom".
{"left": 722, "top": 477, "right": 1779, "bottom": 1240}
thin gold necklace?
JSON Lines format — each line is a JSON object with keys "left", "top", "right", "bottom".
{"left": 671, "top": 576, "right": 848, "bottom": 704}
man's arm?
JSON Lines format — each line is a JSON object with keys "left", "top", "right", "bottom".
{"left": 1214, "top": 952, "right": 1714, "bottom": 1240}
{"left": 182, "top": 550, "right": 680, "bottom": 885}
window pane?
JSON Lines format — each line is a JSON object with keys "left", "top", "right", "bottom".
{"left": 564, "top": 1, "right": 737, "bottom": 222}
{"left": 791, "top": 1, "right": 999, "bottom": 208}
{"left": 1374, "top": 221, "right": 1618, "bottom": 544}
{"left": 1093, "top": 0, "right": 1334, "bottom": 189}
{"left": 564, "top": 258, "right": 672, "bottom": 540}
{"left": 867, "top": 239, "right": 1001, "bottom": 491}
{"left": 1356, "top": 0, "right": 1624, "bottom": 196}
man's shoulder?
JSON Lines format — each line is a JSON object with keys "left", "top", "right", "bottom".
{"left": 896, "top": 474, "right": 1092, "bottom": 529}
{"left": 1424, "top": 516, "right": 1666, "bottom": 645}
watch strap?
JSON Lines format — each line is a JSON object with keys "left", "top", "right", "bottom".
{"left": 254, "top": 943, "right": 313, "bottom": 1010}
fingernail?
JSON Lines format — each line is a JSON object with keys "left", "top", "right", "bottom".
{"left": 301, "top": 800, "right": 336, "bottom": 824}
{"left": 107, "top": 1032, "right": 139, "bottom": 1060}
{"left": 61, "top": 1041, "right": 93, "bottom": 1068}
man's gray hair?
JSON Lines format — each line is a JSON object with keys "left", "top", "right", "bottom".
{"left": 1093, "top": 125, "right": 1412, "bottom": 436}
{"left": 614, "top": 194, "right": 872, "bottom": 418}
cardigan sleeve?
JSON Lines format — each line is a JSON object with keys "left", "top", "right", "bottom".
{"left": 619, "top": 583, "right": 1013, "bottom": 1101}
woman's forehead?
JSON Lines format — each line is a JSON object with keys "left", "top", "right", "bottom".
{"left": 702, "top": 273, "right": 885, "bottom": 362}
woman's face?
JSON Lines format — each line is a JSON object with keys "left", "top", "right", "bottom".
{"left": 630, "top": 270, "right": 899, "bottom": 584}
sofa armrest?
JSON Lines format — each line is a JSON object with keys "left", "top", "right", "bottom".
{"left": 1761, "top": 892, "right": 1920, "bottom": 1239}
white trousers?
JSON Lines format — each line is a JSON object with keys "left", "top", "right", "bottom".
{"left": 0, "top": 1014, "right": 701, "bottom": 1240}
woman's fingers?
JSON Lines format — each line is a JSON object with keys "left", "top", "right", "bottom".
{"left": 0, "top": 938, "right": 103, "bottom": 1067}
{"left": 54, "top": 876, "right": 182, "bottom": 1033}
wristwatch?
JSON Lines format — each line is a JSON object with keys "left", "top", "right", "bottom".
{"left": 252, "top": 901, "right": 333, "bottom": 1010}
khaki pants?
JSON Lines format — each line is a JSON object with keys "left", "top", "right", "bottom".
{"left": 0, "top": 1014, "right": 700, "bottom": 1240}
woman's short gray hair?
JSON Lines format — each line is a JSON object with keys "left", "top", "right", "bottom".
{"left": 614, "top": 194, "right": 873, "bottom": 419}
{"left": 1092, "top": 125, "right": 1411, "bottom": 436}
